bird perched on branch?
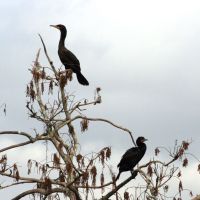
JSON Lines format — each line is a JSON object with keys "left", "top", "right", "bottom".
{"left": 116, "top": 136, "right": 147, "bottom": 180}
{"left": 50, "top": 24, "right": 89, "bottom": 86}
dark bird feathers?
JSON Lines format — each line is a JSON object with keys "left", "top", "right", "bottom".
{"left": 50, "top": 24, "right": 89, "bottom": 86}
{"left": 116, "top": 136, "right": 147, "bottom": 180}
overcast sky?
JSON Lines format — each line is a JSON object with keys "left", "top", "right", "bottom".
{"left": 1, "top": 0, "right": 200, "bottom": 199}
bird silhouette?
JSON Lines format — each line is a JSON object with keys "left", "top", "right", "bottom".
{"left": 116, "top": 136, "right": 147, "bottom": 180}
{"left": 50, "top": 24, "right": 89, "bottom": 86}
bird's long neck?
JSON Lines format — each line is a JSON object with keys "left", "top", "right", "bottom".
{"left": 59, "top": 29, "right": 67, "bottom": 49}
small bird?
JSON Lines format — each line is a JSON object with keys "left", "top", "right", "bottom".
{"left": 50, "top": 24, "right": 89, "bottom": 86}
{"left": 116, "top": 136, "right": 147, "bottom": 180}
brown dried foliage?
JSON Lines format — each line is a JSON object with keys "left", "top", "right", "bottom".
{"left": 90, "top": 166, "right": 97, "bottom": 186}
{"left": 59, "top": 74, "right": 68, "bottom": 89}
{"left": 179, "top": 181, "right": 183, "bottom": 193}
{"left": 100, "top": 150, "right": 105, "bottom": 166}
{"left": 155, "top": 147, "right": 160, "bottom": 156}
{"left": 32, "top": 67, "right": 41, "bottom": 83}
{"left": 13, "top": 163, "right": 20, "bottom": 182}
{"left": 100, "top": 172, "right": 104, "bottom": 193}
{"left": 41, "top": 68, "right": 46, "bottom": 79}
{"left": 76, "top": 154, "right": 83, "bottom": 167}
{"left": 41, "top": 82, "right": 44, "bottom": 94}
{"left": 44, "top": 177, "right": 52, "bottom": 190}
{"left": 147, "top": 164, "right": 153, "bottom": 177}
{"left": 124, "top": 191, "right": 130, "bottom": 200}
{"left": 182, "top": 158, "right": 188, "bottom": 167}
{"left": 81, "top": 171, "right": 89, "bottom": 186}
{"left": 106, "top": 147, "right": 111, "bottom": 160}
{"left": 0, "top": 155, "right": 7, "bottom": 172}
{"left": 163, "top": 185, "right": 169, "bottom": 193}
{"left": 65, "top": 69, "right": 73, "bottom": 81}
{"left": 53, "top": 153, "right": 60, "bottom": 167}
{"left": 80, "top": 118, "right": 89, "bottom": 132}
{"left": 48, "top": 80, "right": 53, "bottom": 94}
{"left": 26, "top": 85, "right": 30, "bottom": 97}
{"left": 59, "top": 170, "right": 65, "bottom": 182}
{"left": 29, "top": 86, "right": 35, "bottom": 102}
{"left": 198, "top": 164, "right": 200, "bottom": 173}
{"left": 177, "top": 171, "right": 182, "bottom": 177}
{"left": 27, "top": 159, "right": 32, "bottom": 175}
{"left": 182, "top": 141, "right": 189, "bottom": 150}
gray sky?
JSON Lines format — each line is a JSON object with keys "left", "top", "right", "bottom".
{"left": 0, "top": 0, "right": 200, "bottom": 199}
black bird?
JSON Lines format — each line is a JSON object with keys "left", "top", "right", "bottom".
{"left": 116, "top": 136, "right": 147, "bottom": 180}
{"left": 50, "top": 24, "right": 89, "bottom": 86}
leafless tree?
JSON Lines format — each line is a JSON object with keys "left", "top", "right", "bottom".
{"left": 0, "top": 36, "right": 199, "bottom": 200}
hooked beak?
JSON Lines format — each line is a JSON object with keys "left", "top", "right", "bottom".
{"left": 143, "top": 138, "right": 148, "bottom": 142}
{"left": 50, "top": 25, "right": 59, "bottom": 29}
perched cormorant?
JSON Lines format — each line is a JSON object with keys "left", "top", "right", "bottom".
{"left": 116, "top": 136, "right": 147, "bottom": 180}
{"left": 50, "top": 24, "right": 89, "bottom": 86}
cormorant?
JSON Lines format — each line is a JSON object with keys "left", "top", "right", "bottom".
{"left": 116, "top": 136, "right": 147, "bottom": 180}
{"left": 50, "top": 24, "right": 89, "bottom": 86}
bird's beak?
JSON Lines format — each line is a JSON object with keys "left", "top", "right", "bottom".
{"left": 50, "top": 25, "right": 59, "bottom": 29}
{"left": 144, "top": 138, "right": 148, "bottom": 142}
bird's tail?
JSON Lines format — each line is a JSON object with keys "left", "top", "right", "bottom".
{"left": 76, "top": 71, "right": 89, "bottom": 86}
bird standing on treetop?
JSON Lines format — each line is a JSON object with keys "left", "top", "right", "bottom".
{"left": 50, "top": 24, "right": 89, "bottom": 86}
{"left": 116, "top": 136, "right": 147, "bottom": 180}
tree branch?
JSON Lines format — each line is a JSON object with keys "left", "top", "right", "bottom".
{"left": 12, "top": 187, "right": 68, "bottom": 200}
{"left": 101, "top": 171, "right": 138, "bottom": 200}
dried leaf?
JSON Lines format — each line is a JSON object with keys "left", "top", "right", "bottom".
{"left": 66, "top": 69, "right": 73, "bottom": 81}
{"left": 106, "top": 147, "right": 111, "bottom": 160}
{"left": 82, "top": 171, "right": 89, "bottom": 186}
{"left": 100, "top": 150, "right": 105, "bottom": 166}
{"left": 182, "top": 158, "right": 188, "bottom": 167}
{"left": 182, "top": 141, "right": 189, "bottom": 150}
{"left": 147, "top": 164, "right": 153, "bottom": 177}
{"left": 32, "top": 67, "right": 41, "bottom": 82}
{"left": 59, "top": 170, "right": 65, "bottom": 182}
{"left": 179, "top": 180, "right": 183, "bottom": 193}
{"left": 30, "top": 88, "right": 35, "bottom": 102}
{"left": 80, "top": 118, "right": 89, "bottom": 132}
{"left": 3, "top": 104, "right": 6, "bottom": 116}
{"left": 59, "top": 74, "right": 67, "bottom": 89}
{"left": 177, "top": 171, "right": 182, "bottom": 177}
{"left": 124, "top": 191, "right": 130, "bottom": 200}
{"left": 48, "top": 80, "right": 53, "bottom": 94}
{"left": 13, "top": 164, "right": 20, "bottom": 182}
{"left": 90, "top": 166, "right": 97, "bottom": 186}
{"left": 197, "top": 164, "right": 200, "bottom": 173}
{"left": 26, "top": 85, "right": 30, "bottom": 97}
{"left": 177, "top": 148, "right": 184, "bottom": 158}
{"left": 155, "top": 147, "right": 160, "bottom": 156}
{"left": 101, "top": 172, "right": 105, "bottom": 193}
{"left": 41, "top": 82, "right": 44, "bottom": 94}
{"left": 76, "top": 154, "right": 83, "bottom": 165}
{"left": 27, "top": 159, "right": 32, "bottom": 175}
{"left": 41, "top": 68, "right": 46, "bottom": 79}
{"left": 44, "top": 177, "right": 52, "bottom": 190}
{"left": 15, "top": 170, "right": 20, "bottom": 182}
{"left": 163, "top": 185, "right": 169, "bottom": 193}
{"left": 96, "top": 87, "right": 101, "bottom": 93}
{"left": 53, "top": 153, "right": 60, "bottom": 167}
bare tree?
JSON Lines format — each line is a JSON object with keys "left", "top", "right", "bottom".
{"left": 0, "top": 36, "right": 199, "bottom": 200}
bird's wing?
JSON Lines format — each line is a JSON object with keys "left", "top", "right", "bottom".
{"left": 59, "top": 48, "right": 81, "bottom": 71}
{"left": 118, "top": 147, "right": 139, "bottom": 167}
